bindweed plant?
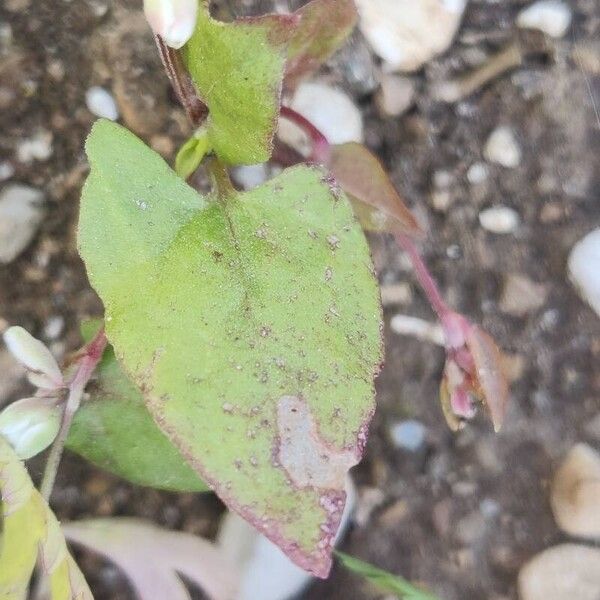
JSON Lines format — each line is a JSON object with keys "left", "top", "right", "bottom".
{"left": 0, "top": 0, "right": 509, "bottom": 598}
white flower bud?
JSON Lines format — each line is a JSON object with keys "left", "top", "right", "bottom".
{"left": 144, "top": 0, "right": 198, "bottom": 49}
{"left": 0, "top": 397, "right": 62, "bottom": 460}
{"left": 3, "top": 326, "right": 63, "bottom": 389}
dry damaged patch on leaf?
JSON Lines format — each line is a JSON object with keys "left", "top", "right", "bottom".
{"left": 276, "top": 395, "right": 358, "bottom": 490}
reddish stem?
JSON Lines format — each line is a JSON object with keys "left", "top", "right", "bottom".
{"left": 277, "top": 106, "right": 454, "bottom": 328}
{"left": 394, "top": 233, "right": 451, "bottom": 322}
{"left": 279, "top": 105, "right": 331, "bottom": 163}
{"left": 39, "top": 328, "right": 108, "bottom": 501}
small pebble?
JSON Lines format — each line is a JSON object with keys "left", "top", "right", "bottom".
{"left": 568, "top": 228, "right": 600, "bottom": 317}
{"left": 389, "top": 419, "right": 426, "bottom": 452}
{"left": 499, "top": 273, "right": 548, "bottom": 316}
{"left": 232, "top": 164, "right": 269, "bottom": 190}
{"left": 466, "top": 162, "right": 488, "bottom": 185}
{"left": 518, "top": 544, "right": 600, "bottom": 600}
{"left": 0, "top": 162, "right": 14, "bottom": 182}
{"left": 390, "top": 314, "right": 445, "bottom": 345}
{"left": 43, "top": 316, "right": 64, "bottom": 341}
{"left": 16, "top": 130, "right": 53, "bottom": 163}
{"left": 375, "top": 74, "right": 415, "bottom": 117}
{"left": 85, "top": 86, "right": 119, "bottom": 121}
{"left": 0, "top": 184, "right": 45, "bottom": 264}
{"left": 279, "top": 82, "right": 363, "bottom": 155}
{"left": 551, "top": 444, "right": 600, "bottom": 539}
{"left": 478, "top": 206, "right": 520, "bottom": 234}
{"left": 355, "top": 0, "right": 468, "bottom": 72}
{"left": 380, "top": 282, "right": 412, "bottom": 306}
{"left": 484, "top": 126, "right": 521, "bottom": 168}
{"left": 517, "top": 0, "right": 572, "bottom": 39}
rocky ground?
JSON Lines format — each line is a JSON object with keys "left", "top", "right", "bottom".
{"left": 0, "top": 0, "right": 599, "bottom": 599}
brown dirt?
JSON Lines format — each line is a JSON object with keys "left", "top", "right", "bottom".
{"left": 0, "top": 0, "right": 599, "bottom": 599}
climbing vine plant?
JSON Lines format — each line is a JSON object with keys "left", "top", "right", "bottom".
{"left": 0, "top": 0, "right": 509, "bottom": 598}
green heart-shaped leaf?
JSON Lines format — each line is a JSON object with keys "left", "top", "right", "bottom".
{"left": 78, "top": 120, "right": 382, "bottom": 576}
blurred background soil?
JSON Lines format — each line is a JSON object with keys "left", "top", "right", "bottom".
{"left": 0, "top": 0, "right": 599, "bottom": 598}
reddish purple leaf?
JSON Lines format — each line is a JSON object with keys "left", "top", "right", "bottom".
{"left": 465, "top": 325, "right": 510, "bottom": 432}
{"left": 328, "top": 142, "right": 422, "bottom": 237}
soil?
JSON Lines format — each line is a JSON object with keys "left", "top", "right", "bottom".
{"left": 1, "top": 0, "right": 599, "bottom": 599}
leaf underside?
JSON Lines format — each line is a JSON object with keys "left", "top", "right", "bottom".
{"left": 0, "top": 437, "right": 93, "bottom": 600}
{"left": 67, "top": 325, "right": 208, "bottom": 493}
{"left": 182, "top": 5, "right": 298, "bottom": 165}
{"left": 78, "top": 120, "right": 382, "bottom": 577}
{"left": 64, "top": 518, "right": 236, "bottom": 600}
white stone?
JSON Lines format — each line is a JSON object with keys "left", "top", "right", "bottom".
{"left": 466, "top": 162, "right": 488, "bottom": 185}
{"left": 380, "top": 282, "right": 413, "bottom": 306}
{"left": 232, "top": 164, "right": 269, "bottom": 190}
{"left": 478, "top": 206, "right": 520, "bottom": 234}
{"left": 85, "top": 86, "right": 119, "bottom": 121}
{"left": 484, "top": 126, "right": 522, "bottom": 168}
{"left": 375, "top": 74, "right": 416, "bottom": 117}
{"left": 0, "top": 161, "right": 14, "bottom": 182}
{"left": 0, "top": 184, "right": 45, "bottom": 263}
{"left": 517, "top": 1, "right": 572, "bottom": 39}
{"left": 390, "top": 314, "right": 445, "bottom": 345}
{"left": 355, "top": 0, "right": 468, "bottom": 72}
{"left": 43, "top": 316, "right": 65, "bottom": 341}
{"left": 499, "top": 273, "right": 548, "bottom": 316}
{"left": 279, "top": 82, "right": 363, "bottom": 156}
{"left": 518, "top": 544, "right": 600, "bottom": 600}
{"left": 389, "top": 419, "right": 426, "bottom": 451}
{"left": 218, "top": 477, "right": 356, "bottom": 600}
{"left": 568, "top": 228, "right": 600, "bottom": 317}
{"left": 551, "top": 444, "right": 600, "bottom": 539}
{"left": 16, "top": 130, "right": 53, "bottom": 163}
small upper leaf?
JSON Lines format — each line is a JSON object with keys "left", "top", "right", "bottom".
{"left": 328, "top": 143, "right": 422, "bottom": 237}
{"left": 67, "top": 332, "right": 208, "bottom": 492}
{"left": 78, "top": 120, "right": 382, "bottom": 577}
{"left": 182, "top": 4, "right": 298, "bottom": 165}
{"left": 0, "top": 436, "right": 93, "bottom": 600}
{"left": 174, "top": 129, "right": 211, "bottom": 180}
{"left": 285, "top": 0, "right": 358, "bottom": 90}
{"left": 64, "top": 518, "right": 236, "bottom": 600}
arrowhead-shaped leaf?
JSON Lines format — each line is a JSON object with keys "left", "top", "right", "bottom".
{"left": 78, "top": 120, "right": 382, "bottom": 577}
{"left": 67, "top": 323, "right": 208, "bottom": 492}
{"left": 182, "top": 5, "right": 298, "bottom": 165}
{"left": 285, "top": 0, "right": 358, "bottom": 90}
{"left": 0, "top": 437, "right": 93, "bottom": 600}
